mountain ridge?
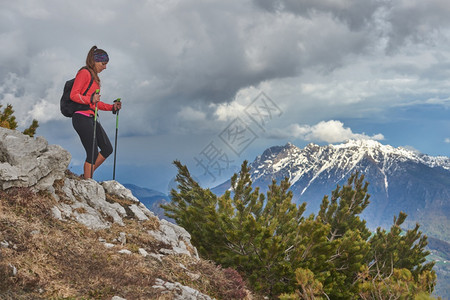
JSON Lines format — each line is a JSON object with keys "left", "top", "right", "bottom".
{"left": 214, "top": 139, "right": 450, "bottom": 240}
{"left": 252, "top": 139, "right": 450, "bottom": 189}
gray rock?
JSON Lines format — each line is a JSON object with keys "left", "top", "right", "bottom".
{"left": 102, "top": 180, "right": 139, "bottom": 203}
{"left": 8, "top": 264, "right": 17, "bottom": 276}
{"left": 54, "top": 177, "right": 201, "bottom": 261}
{"left": 51, "top": 206, "right": 63, "bottom": 220}
{"left": 138, "top": 248, "right": 148, "bottom": 257}
{"left": 152, "top": 278, "right": 214, "bottom": 300}
{"left": 148, "top": 219, "right": 199, "bottom": 259}
{"left": 149, "top": 253, "right": 164, "bottom": 262}
{"left": 129, "top": 204, "right": 150, "bottom": 221}
{"left": 0, "top": 128, "right": 70, "bottom": 191}
{"left": 58, "top": 178, "right": 126, "bottom": 229}
{"left": 118, "top": 232, "right": 126, "bottom": 245}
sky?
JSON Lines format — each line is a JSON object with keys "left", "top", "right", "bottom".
{"left": 1, "top": 0, "right": 450, "bottom": 193}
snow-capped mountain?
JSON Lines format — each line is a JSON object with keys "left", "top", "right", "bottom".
{"left": 252, "top": 140, "right": 450, "bottom": 187}
{"left": 216, "top": 140, "right": 450, "bottom": 236}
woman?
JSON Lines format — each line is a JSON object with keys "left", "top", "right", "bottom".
{"left": 70, "top": 45, "right": 122, "bottom": 179}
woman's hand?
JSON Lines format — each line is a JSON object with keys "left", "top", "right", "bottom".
{"left": 92, "top": 93, "right": 101, "bottom": 104}
{"left": 113, "top": 101, "right": 122, "bottom": 111}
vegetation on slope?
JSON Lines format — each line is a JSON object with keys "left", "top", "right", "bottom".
{"left": 163, "top": 160, "right": 440, "bottom": 299}
{"left": 0, "top": 174, "right": 249, "bottom": 299}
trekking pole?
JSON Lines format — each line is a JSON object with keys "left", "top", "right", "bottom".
{"left": 90, "top": 89, "right": 100, "bottom": 179}
{"left": 112, "top": 98, "right": 121, "bottom": 181}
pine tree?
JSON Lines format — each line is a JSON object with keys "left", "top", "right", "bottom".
{"left": 364, "top": 212, "right": 437, "bottom": 296}
{"left": 0, "top": 104, "right": 18, "bottom": 130}
{"left": 164, "top": 160, "right": 307, "bottom": 296}
{"left": 163, "top": 161, "right": 437, "bottom": 299}
{"left": 314, "top": 172, "right": 372, "bottom": 298}
{"left": 0, "top": 104, "right": 39, "bottom": 137}
{"left": 279, "top": 268, "right": 325, "bottom": 300}
{"left": 22, "top": 119, "right": 39, "bottom": 137}
{"left": 162, "top": 160, "right": 222, "bottom": 256}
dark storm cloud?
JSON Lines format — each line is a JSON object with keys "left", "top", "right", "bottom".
{"left": 254, "top": 0, "right": 450, "bottom": 53}
{"left": 1, "top": 0, "right": 450, "bottom": 138}
{"left": 254, "top": 0, "right": 380, "bottom": 30}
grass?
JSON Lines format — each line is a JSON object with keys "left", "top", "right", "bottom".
{"left": 0, "top": 183, "right": 254, "bottom": 299}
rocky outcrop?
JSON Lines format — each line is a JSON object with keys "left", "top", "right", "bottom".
{"left": 0, "top": 127, "right": 70, "bottom": 191}
{"left": 52, "top": 177, "right": 199, "bottom": 259}
{"left": 0, "top": 127, "right": 199, "bottom": 260}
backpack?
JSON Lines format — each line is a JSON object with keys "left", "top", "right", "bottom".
{"left": 60, "top": 68, "right": 94, "bottom": 117}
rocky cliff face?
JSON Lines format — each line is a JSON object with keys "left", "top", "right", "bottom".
{"left": 0, "top": 128, "right": 244, "bottom": 299}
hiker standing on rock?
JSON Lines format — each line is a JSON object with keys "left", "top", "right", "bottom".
{"left": 70, "top": 45, "right": 122, "bottom": 179}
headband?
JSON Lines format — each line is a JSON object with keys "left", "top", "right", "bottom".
{"left": 94, "top": 51, "right": 109, "bottom": 63}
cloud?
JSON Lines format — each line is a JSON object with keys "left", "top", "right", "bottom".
{"left": 268, "top": 120, "right": 384, "bottom": 143}
{"left": 254, "top": 0, "right": 381, "bottom": 31}
{"left": 1, "top": 0, "right": 450, "bottom": 190}
{"left": 2, "top": 0, "right": 450, "bottom": 133}
{"left": 176, "top": 106, "right": 207, "bottom": 122}
{"left": 254, "top": 0, "right": 450, "bottom": 52}
{"left": 445, "top": 138, "right": 450, "bottom": 144}
{"left": 212, "top": 102, "right": 246, "bottom": 122}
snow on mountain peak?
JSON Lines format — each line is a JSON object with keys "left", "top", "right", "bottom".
{"left": 250, "top": 140, "right": 450, "bottom": 186}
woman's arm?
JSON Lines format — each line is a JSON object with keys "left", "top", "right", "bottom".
{"left": 70, "top": 69, "right": 97, "bottom": 105}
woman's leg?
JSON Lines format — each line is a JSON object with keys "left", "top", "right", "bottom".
{"left": 73, "top": 114, "right": 98, "bottom": 178}
{"left": 84, "top": 122, "right": 112, "bottom": 179}
{"left": 73, "top": 115, "right": 113, "bottom": 179}
{"left": 83, "top": 161, "right": 94, "bottom": 179}
{"left": 96, "top": 122, "right": 113, "bottom": 160}
{"left": 82, "top": 153, "right": 106, "bottom": 179}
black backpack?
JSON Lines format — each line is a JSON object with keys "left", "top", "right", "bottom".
{"left": 60, "top": 68, "right": 94, "bottom": 117}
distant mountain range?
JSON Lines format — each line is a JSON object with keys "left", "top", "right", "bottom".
{"left": 213, "top": 139, "right": 450, "bottom": 241}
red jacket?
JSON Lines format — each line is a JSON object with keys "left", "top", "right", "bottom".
{"left": 70, "top": 68, "right": 113, "bottom": 115}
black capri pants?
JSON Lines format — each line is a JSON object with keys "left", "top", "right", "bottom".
{"left": 72, "top": 113, "right": 113, "bottom": 164}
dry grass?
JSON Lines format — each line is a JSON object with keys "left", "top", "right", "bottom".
{"left": 0, "top": 185, "right": 254, "bottom": 299}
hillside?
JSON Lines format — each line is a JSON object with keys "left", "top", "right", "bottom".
{"left": 0, "top": 127, "right": 251, "bottom": 299}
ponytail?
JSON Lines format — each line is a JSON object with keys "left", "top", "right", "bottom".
{"left": 84, "top": 45, "right": 108, "bottom": 85}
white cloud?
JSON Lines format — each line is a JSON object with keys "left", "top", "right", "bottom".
{"left": 445, "top": 138, "right": 450, "bottom": 144}
{"left": 30, "top": 99, "right": 60, "bottom": 123}
{"left": 269, "top": 120, "right": 384, "bottom": 143}
{"left": 211, "top": 101, "right": 246, "bottom": 122}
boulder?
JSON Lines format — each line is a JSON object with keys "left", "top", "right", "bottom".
{"left": 0, "top": 127, "right": 70, "bottom": 191}
{"left": 148, "top": 219, "right": 199, "bottom": 259}
{"left": 53, "top": 178, "right": 199, "bottom": 258}
{"left": 152, "top": 278, "right": 213, "bottom": 300}
{"left": 54, "top": 178, "right": 139, "bottom": 229}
